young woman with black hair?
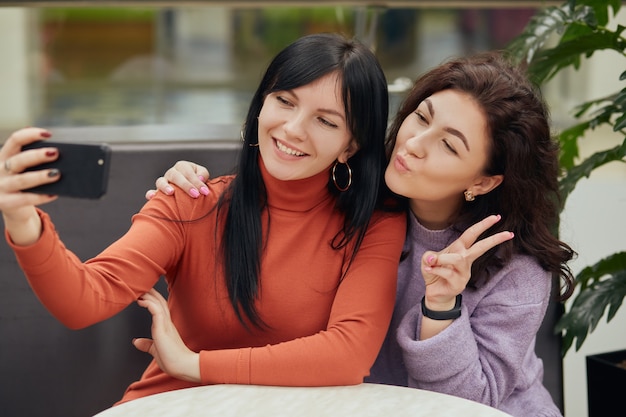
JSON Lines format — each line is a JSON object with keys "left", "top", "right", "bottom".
{"left": 0, "top": 33, "right": 423, "bottom": 404}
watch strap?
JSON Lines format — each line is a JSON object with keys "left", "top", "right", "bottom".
{"left": 421, "top": 294, "right": 462, "bottom": 320}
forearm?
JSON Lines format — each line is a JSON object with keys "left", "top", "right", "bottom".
{"left": 419, "top": 316, "right": 453, "bottom": 339}
{"left": 398, "top": 296, "right": 541, "bottom": 408}
{"left": 399, "top": 308, "right": 495, "bottom": 403}
{"left": 198, "top": 329, "right": 380, "bottom": 386}
{"left": 9, "top": 208, "right": 171, "bottom": 328}
{"left": 196, "top": 281, "right": 396, "bottom": 386}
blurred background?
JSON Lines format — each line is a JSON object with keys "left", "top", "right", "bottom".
{"left": 0, "top": 5, "right": 535, "bottom": 130}
{"left": 0, "top": 2, "right": 624, "bottom": 417}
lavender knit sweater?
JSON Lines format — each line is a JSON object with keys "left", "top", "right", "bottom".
{"left": 367, "top": 214, "right": 562, "bottom": 417}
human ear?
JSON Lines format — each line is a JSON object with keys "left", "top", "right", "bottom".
{"left": 337, "top": 139, "right": 359, "bottom": 163}
{"left": 471, "top": 174, "right": 503, "bottom": 197}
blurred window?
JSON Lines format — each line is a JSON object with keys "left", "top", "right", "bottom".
{"left": 0, "top": 5, "right": 536, "bottom": 134}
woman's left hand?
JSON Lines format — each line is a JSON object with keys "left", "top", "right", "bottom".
{"left": 134, "top": 288, "right": 201, "bottom": 383}
{"left": 145, "top": 160, "right": 210, "bottom": 200}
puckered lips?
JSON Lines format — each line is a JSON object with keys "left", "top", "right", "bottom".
{"left": 393, "top": 153, "right": 411, "bottom": 173}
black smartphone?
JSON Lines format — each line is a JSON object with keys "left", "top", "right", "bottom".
{"left": 21, "top": 141, "right": 112, "bottom": 199}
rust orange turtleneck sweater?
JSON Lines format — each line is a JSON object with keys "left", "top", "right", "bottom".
{"left": 8, "top": 159, "right": 406, "bottom": 404}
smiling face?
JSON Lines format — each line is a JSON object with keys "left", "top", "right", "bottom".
{"left": 257, "top": 72, "right": 357, "bottom": 182}
{"left": 385, "top": 89, "right": 502, "bottom": 228}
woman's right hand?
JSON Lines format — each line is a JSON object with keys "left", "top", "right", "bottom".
{"left": 0, "top": 128, "right": 62, "bottom": 245}
{"left": 145, "top": 160, "right": 210, "bottom": 200}
{"left": 418, "top": 215, "right": 513, "bottom": 340}
{"left": 421, "top": 214, "right": 513, "bottom": 307}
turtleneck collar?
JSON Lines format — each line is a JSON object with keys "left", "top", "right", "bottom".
{"left": 260, "top": 156, "right": 333, "bottom": 212}
{"left": 407, "top": 211, "right": 458, "bottom": 252}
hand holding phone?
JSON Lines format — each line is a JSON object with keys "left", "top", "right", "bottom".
{"left": 21, "top": 141, "right": 112, "bottom": 199}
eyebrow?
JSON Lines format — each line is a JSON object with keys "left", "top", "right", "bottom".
{"left": 285, "top": 89, "right": 345, "bottom": 121}
{"left": 319, "top": 108, "right": 346, "bottom": 121}
{"left": 424, "top": 98, "right": 470, "bottom": 151}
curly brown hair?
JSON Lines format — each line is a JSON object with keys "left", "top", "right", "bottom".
{"left": 386, "top": 51, "right": 576, "bottom": 300}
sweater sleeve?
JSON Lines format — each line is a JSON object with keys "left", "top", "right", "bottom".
{"left": 6, "top": 193, "right": 198, "bottom": 330}
{"left": 396, "top": 257, "right": 554, "bottom": 411}
{"left": 198, "top": 211, "right": 407, "bottom": 386}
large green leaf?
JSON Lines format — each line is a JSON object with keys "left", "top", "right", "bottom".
{"left": 507, "top": 4, "right": 596, "bottom": 64}
{"left": 559, "top": 137, "right": 626, "bottom": 203}
{"left": 558, "top": 88, "right": 625, "bottom": 171}
{"left": 615, "top": 112, "right": 626, "bottom": 131}
{"left": 577, "top": 252, "right": 626, "bottom": 289}
{"left": 572, "top": 91, "right": 622, "bottom": 118}
{"left": 575, "top": 0, "right": 622, "bottom": 26}
{"left": 507, "top": 2, "right": 626, "bottom": 85}
{"left": 556, "top": 252, "right": 626, "bottom": 355}
{"left": 528, "top": 27, "right": 626, "bottom": 83}
{"left": 558, "top": 123, "right": 584, "bottom": 170}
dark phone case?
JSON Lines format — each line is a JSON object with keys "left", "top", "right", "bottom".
{"left": 21, "top": 141, "right": 112, "bottom": 199}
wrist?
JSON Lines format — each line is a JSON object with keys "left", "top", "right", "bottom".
{"left": 3, "top": 207, "right": 44, "bottom": 246}
{"left": 179, "top": 352, "right": 201, "bottom": 383}
{"left": 424, "top": 296, "right": 456, "bottom": 312}
{"left": 171, "top": 352, "right": 201, "bottom": 383}
{"left": 421, "top": 294, "right": 462, "bottom": 320}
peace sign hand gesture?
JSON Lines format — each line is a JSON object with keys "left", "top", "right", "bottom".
{"left": 421, "top": 215, "right": 514, "bottom": 313}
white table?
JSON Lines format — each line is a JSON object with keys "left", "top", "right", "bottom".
{"left": 93, "top": 383, "right": 513, "bottom": 417}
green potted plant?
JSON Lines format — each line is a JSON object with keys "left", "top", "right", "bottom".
{"left": 507, "top": 0, "right": 626, "bottom": 414}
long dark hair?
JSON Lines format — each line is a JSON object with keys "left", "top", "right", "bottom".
{"left": 386, "top": 52, "right": 576, "bottom": 300}
{"left": 220, "top": 33, "right": 392, "bottom": 327}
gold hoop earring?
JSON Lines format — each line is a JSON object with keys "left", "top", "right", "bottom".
{"left": 332, "top": 161, "right": 352, "bottom": 192}
{"left": 464, "top": 190, "right": 475, "bottom": 202}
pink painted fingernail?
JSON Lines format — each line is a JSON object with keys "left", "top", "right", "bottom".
{"left": 40, "top": 131, "right": 51, "bottom": 138}
{"left": 427, "top": 255, "right": 435, "bottom": 264}
{"left": 200, "top": 186, "right": 209, "bottom": 196}
{"left": 165, "top": 186, "right": 174, "bottom": 195}
{"left": 189, "top": 188, "right": 200, "bottom": 198}
{"left": 198, "top": 175, "right": 205, "bottom": 182}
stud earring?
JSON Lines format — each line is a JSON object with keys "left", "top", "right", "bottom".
{"left": 464, "top": 190, "right": 475, "bottom": 202}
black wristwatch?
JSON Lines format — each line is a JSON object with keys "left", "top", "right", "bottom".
{"left": 421, "top": 294, "right": 462, "bottom": 320}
